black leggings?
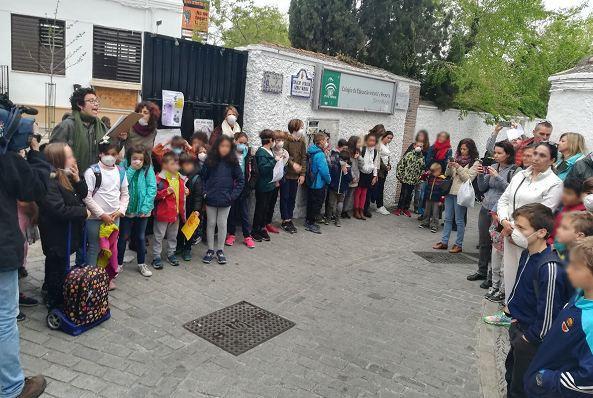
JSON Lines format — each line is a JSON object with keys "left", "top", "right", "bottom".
{"left": 45, "top": 254, "right": 68, "bottom": 310}
{"left": 397, "top": 183, "right": 415, "bottom": 210}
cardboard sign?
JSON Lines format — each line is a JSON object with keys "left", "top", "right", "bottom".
{"left": 181, "top": 211, "right": 201, "bottom": 240}
{"left": 105, "top": 112, "right": 143, "bottom": 140}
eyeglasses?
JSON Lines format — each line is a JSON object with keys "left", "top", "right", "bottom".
{"left": 84, "top": 98, "right": 100, "bottom": 105}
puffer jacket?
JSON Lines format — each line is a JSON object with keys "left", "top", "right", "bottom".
{"left": 307, "top": 144, "right": 331, "bottom": 189}
{"left": 566, "top": 153, "right": 593, "bottom": 181}
{"left": 124, "top": 165, "right": 157, "bottom": 216}
{"left": 154, "top": 171, "right": 187, "bottom": 223}
{"left": 201, "top": 160, "right": 245, "bottom": 207}
{"left": 445, "top": 161, "right": 479, "bottom": 196}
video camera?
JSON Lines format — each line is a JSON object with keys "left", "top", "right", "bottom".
{"left": 0, "top": 93, "right": 38, "bottom": 154}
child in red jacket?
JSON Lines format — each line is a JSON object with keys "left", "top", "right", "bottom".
{"left": 152, "top": 152, "right": 187, "bottom": 269}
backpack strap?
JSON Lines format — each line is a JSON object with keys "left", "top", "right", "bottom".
{"left": 90, "top": 164, "right": 102, "bottom": 196}
{"left": 532, "top": 251, "right": 561, "bottom": 300}
{"left": 117, "top": 165, "right": 126, "bottom": 185}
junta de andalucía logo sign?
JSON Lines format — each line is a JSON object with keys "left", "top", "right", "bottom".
{"left": 320, "top": 69, "right": 341, "bottom": 107}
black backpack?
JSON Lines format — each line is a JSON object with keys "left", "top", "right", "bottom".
{"left": 249, "top": 155, "right": 259, "bottom": 190}
{"left": 305, "top": 152, "right": 318, "bottom": 187}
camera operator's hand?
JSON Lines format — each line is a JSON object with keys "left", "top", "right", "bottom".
{"left": 494, "top": 124, "right": 503, "bottom": 135}
{"left": 30, "top": 136, "right": 40, "bottom": 152}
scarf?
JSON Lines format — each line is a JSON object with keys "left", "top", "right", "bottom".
{"left": 132, "top": 122, "right": 154, "bottom": 137}
{"left": 221, "top": 120, "right": 241, "bottom": 137}
{"left": 72, "top": 110, "right": 106, "bottom": 171}
{"left": 165, "top": 171, "right": 180, "bottom": 213}
{"left": 432, "top": 139, "right": 451, "bottom": 161}
{"left": 455, "top": 155, "right": 472, "bottom": 168}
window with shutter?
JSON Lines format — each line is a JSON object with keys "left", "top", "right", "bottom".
{"left": 93, "top": 26, "right": 142, "bottom": 83}
{"left": 11, "top": 14, "right": 66, "bottom": 74}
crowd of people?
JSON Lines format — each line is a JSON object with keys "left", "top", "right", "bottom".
{"left": 4, "top": 84, "right": 593, "bottom": 398}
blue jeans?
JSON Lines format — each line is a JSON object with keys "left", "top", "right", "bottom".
{"left": 0, "top": 270, "right": 24, "bottom": 398}
{"left": 86, "top": 218, "right": 120, "bottom": 267}
{"left": 117, "top": 217, "right": 148, "bottom": 265}
{"left": 441, "top": 194, "right": 467, "bottom": 247}
{"left": 279, "top": 179, "right": 299, "bottom": 220}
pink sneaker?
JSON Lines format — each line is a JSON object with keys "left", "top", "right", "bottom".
{"left": 393, "top": 208, "right": 402, "bottom": 216}
{"left": 243, "top": 236, "right": 256, "bottom": 249}
{"left": 225, "top": 234, "right": 236, "bottom": 246}
{"left": 265, "top": 224, "right": 280, "bottom": 234}
{"left": 108, "top": 280, "right": 116, "bottom": 291}
{"left": 403, "top": 210, "right": 412, "bottom": 217}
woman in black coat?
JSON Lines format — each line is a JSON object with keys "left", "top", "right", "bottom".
{"left": 38, "top": 143, "right": 89, "bottom": 310}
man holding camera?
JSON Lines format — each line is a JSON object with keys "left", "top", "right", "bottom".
{"left": 0, "top": 134, "right": 49, "bottom": 397}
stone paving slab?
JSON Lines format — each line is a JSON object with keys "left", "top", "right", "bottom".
{"left": 18, "top": 208, "right": 489, "bottom": 397}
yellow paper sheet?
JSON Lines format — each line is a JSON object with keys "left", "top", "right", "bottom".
{"left": 181, "top": 211, "right": 200, "bottom": 241}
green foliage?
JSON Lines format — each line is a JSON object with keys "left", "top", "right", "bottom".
{"left": 209, "top": 0, "right": 290, "bottom": 48}
{"left": 288, "top": 0, "right": 364, "bottom": 57}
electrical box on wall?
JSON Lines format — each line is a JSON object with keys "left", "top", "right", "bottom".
{"left": 306, "top": 118, "right": 340, "bottom": 146}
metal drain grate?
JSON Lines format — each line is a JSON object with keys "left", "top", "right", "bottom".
{"left": 413, "top": 251, "right": 476, "bottom": 264}
{"left": 183, "top": 301, "right": 295, "bottom": 356}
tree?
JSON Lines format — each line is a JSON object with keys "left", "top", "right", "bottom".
{"left": 452, "top": 0, "right": 593, "bottom": 118}
{"left": 288, "top": 0, "right": 364, "bottom": 57}
{"left": 209, "top": 0, "right": 290, "bottom": 48}
{"left": 358, "top": 0, "right": 451, "bottom": 80}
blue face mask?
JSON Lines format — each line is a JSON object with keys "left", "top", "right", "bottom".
{"left": 236, "top": 143, "right": 247, "bottom": 153}
{"left": 172, "top": 147, "right": 183, "bottom": 155}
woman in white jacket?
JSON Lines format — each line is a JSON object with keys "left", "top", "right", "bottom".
{"left": 496, "top": 142, "right": 563, "bottom": 303}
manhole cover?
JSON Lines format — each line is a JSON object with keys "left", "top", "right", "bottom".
{"left": 413, "top": 251, "right": 476, "bottom": 264}
{"left": 183, "top": 301, "right": 295, "bottom": 356}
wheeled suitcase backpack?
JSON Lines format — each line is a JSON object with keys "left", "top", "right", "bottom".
{"left": 46, "top": 224, "right": 111, "bottom": 335}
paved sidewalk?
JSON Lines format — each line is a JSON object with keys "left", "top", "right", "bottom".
{"left": 18, "top": 209, "right": 487, "bottom": 398}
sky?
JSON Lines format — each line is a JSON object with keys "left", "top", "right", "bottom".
{"left": 253, "top": 0, "right": 591, "bottom": 15}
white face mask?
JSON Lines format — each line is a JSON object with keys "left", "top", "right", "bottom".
{"left": 138, "top": 118, "right": 148, "bottom": 126}
{"left": 131, "top": 159, "right": 143, "bottom": 170}
{"left": 511, "top": 228, "right": 537, "bottom": 249}
{"left": 226, "top": 115, "right": 237, "bottom": 126}
{"left": 198, "top": 153, "right": 207, "bottom": 162}
{"left": 100, "top": 155, "right": 116, "bottom": 167}
{"left": 414, "top": 146, "right": 422, "bottom": 153}
{"left": 294, "top": 129, "right": 304, "bottom": 137}
{"left": 584, "top": 194, "right": 593, "bottom": 212}
{"left": 324, "top": 142, "right": 329, "bottom": 149}
{"left": 276, "top": 141, "right": 284, "bottom": 149}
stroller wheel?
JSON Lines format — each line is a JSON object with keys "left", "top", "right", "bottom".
{"left": 46, "top": 311, "right": 61, "bottom": 330}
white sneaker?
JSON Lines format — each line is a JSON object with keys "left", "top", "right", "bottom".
{"left": 138, "top": 264, "right": 152, "bottom": 277}
{"left": 376, "top": 206, "right": 390, "bottom": 215}
{"left": 123, "top": 251, "right": 135, "bottom": 263}
{"left": 117, "top": 263, "right": 124, "bottom": 273}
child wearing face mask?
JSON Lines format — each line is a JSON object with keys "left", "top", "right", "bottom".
{"left": 176, "top": 153, "right": 203, "bottom": 261}
{"left": 304, "top": 133, "right": 331, "bottom": 234}
{"left": 263, "top": 131, "right": 290, "bottom": 233}
{"left": 252, "top": 130, "right": 277, "bottom": 242}
{"left": 226, "top": 133, "right": 255, "bottom": 249}
{"left": 353, "top": 133, "right": 379, "bottom": 220}
{"left": 116, "top": 146, "right": 157, "bottom": 277}
{"left": 83, "top": 141, "right": 130, "bottom": 289}
{"left": 326, "top": 150, "right": 352, "bottom": 227}
{"left": 280, "top": 119, "right": 307, "bottom": 233}
{"left": 504, "top": 203, "right": 573, "bottom": 398}
{"left": 324, "top": 139, "right": 349, "bottom": 223}
{"left": 152, "top": 152, "right": 187, "bottom": 269}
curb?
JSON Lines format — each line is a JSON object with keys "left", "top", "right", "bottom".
{"left": 477, "top": 299, "right": 509, "bottom": 398}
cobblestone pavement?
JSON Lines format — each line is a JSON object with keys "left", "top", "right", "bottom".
{"left": 19, "top": 209, "right": 487, "bottom": 398}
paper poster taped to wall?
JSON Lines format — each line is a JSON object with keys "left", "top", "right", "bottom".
{"left": 162, "top": 90, "right": 184, "bottom": 127}
{"left": 194, "top": 119, "right": 214, "bottom": 137}
{"left": 154, "top": 129, "right": 181, "bottom": 147}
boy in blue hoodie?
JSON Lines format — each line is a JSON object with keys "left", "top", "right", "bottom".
{"left": 305, "top": 133, "right": 331, "bottom": 234}
{"left": 505, "top": 203, "right": 574, "bottom": 398}
{"left": 524, "top": 236, "right": 593, "bottom": 397}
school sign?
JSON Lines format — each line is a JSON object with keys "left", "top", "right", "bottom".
{"left": 316, "top": 67, "right": 397, "bottom": 114}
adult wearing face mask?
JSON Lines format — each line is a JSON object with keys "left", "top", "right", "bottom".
{"left": 496, "top": 143, "right": 563, "bottom": 310}
{"left": 210, "top": 105, "right": 241, "bottom": 146}
{"left": 280, "top": 119, "right": 307, "bottom": 233}
{"left": 122, "top": 101, "right": 161, "bottom": 152}
{"left": 51, "top": 87, "right": 107, "bottom": 173}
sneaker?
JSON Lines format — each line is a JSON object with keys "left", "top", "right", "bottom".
{"left": 225, "top": 234, "right": 236, "bottom": 246}
{"left": 402, "top": 210, "right": 412, "bottom": 217}
{"left": 364, "top": 211, "right": 372, "bottom": 218}
{"left": 341, "top": 212, "right": 351, "bottom": 219}
{"left": 123, "top": 251, "right": 135, "bottom": 263}
{"left": 19, "top": 294, "right": 38, "bottom": 307}
{"left": 376, "top": 206, "right": 390, "bottom": 215}
{"left": 418, "top": 223, "right": 427, "bottom": 229}
{"left": 252, "top": 232, "right": 263, "bottom": 242}
{"left": 152, "top": 257, "right": 163, "bottom": 270}
{"left": 319, "top": 217, "right": 329, "bottom": 225}
{"left": 108, "top": 280, "right": 117, "bottom": 291}
{"left": 480, "top": 279, "right": 493, "bottom": 289}
{"left": 17, "top": 312, "right": 26, "bottom": 322}
{"left": 467, "top": 272, "right": 487, "bottom": 281}
{"left": 216, "top": 250, "right": 227, "bottom": 264}
{"left": 488, "top": 290, "right": 505, "bottom": 303}
{"left": 243, "top": 236, "right": 256, "bottom": 249}
{"left": 182, "top": 250, "right": 192, "bottom": 261}
{"left": 483, "top": 310, "right": 512, "bottom": 327}
{"left": 484, "top": 287, "right": 498, "bottom": 300}
{"left": 117, "top": 263, "right": 124, "bottom": 274}
{"left": 430, "top": 226, "right": 438, "bottom": 233}
{"left": 138, "top": 264, "right": 153, "bottom": 277}
{"left": 167, "top": 254, "right": 180, "bottom": 266}
{"left": 304, "top": 222, "right": 322, "bottom": 234}
{"left": 260, "top": 230, "right": 271, "bottom": 241}
{"left": 18, "top": 375, "right": 47, "bottom": 398}
{"left": 393, "top": 208, "right": 402, "bottom": 216}
{"left": 192, "top": 235, "right": 202, "bottom": 245}
{"left": 334, "top": 217, "right": 341, "bottom": 227}
{"left": 202, "top": 250, "right": 215, "bottom": 264}
{"left": 266, "top": 224, "right": 280, "bottom": 234}
{"left": 281, "top": 222, "right": 292, "bottom": 233}
{"left": 288, "top": 221, "right": 298, "bottom": 234}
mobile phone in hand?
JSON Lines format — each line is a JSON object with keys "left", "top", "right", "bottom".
{"left": 499, "top": 121, "right": 512, "bottom": 128}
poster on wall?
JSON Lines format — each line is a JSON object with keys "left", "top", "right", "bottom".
{"left": 154, "top": 129, "right": 181, "bottom": 147}
{"left": 182, "top": 0, "right": 209, "bottom": 39}
{"left": 394, "top": 84, "right": 410, "bottom": 111}
{"left": 290, "top": 69, "right": 313, "bottom": 98}
{"left": 161, "top": 90, "right": 184, "bottom": 127}
{"left": 262, "top": 71, "right": 283, "bottom": 94}
{"left": 193, "top": 119, "right": 214, "bottom": 137}
{"left": 316, "top": 67, "right": 397, "bottom": 114}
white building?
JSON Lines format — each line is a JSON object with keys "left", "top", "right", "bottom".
{"left": 0, "top": 0, "right": 182, "bottom": 127}
{"left": 238, "top": 44, "right": 421, "bottom": 213}
{"left": 547, "top": 56, "right": 593, "bottom": 149}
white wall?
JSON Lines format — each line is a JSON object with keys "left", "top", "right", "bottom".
{"left": 416, "top": 104, "right": 540, "bottom": 154}
{"left": 242, "top": 47, "right": 417, "bottom": 216}
{"left": 546, "top": 72, "right": 593, "bottom": 150}
{"left": 0, "top": 0, "right": 182, "bottom": 108}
